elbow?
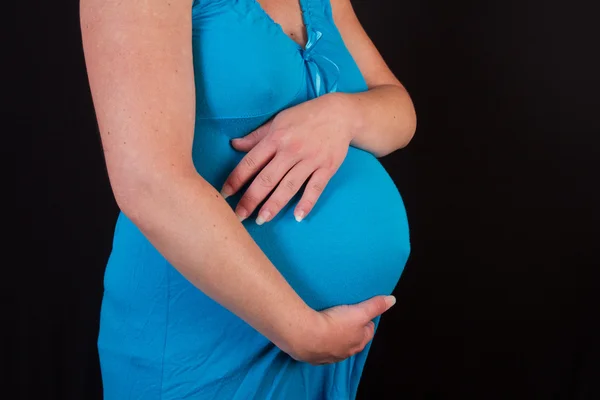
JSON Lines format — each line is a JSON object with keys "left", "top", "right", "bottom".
{"left": 386, "top": 84, "right": 417, "bottom": 155}
{"left": 109, "top": 162, "right": 198, "bottom": 222}
{"left": 399, "top": 105, "right": 417, "bottom": 149}
{"left": 377, "top": 103, "right": 416, "bottom": 158}
{"left": 398, "top": 83, "right": 417, "bottom": 149}
{"left": 111, "top": 172, "right": 158, "bottom": 223}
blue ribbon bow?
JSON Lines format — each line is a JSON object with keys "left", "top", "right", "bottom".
{"left": 301, "top": 29, "right": 340, "bottom": 97}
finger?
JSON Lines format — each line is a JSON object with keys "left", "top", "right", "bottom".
{"left": 346, "top": 321, "right": 375, "bottom": 358}
{"left": 356, "top": 295, "right": 396, "bottom": 323}
{"left": 294, "top": 167, "right": 333, "bottom": 222}
{"left": 235, "top": 153, "right": 298, "bottom": 221}
{"left": 221, "top": 140, "right": 277, "bottom": 199}
{"left": 358, "top": 321, "right": 376, "bottom": 351}
{"left": 313, "top": 358, "right": 341, "bottom": 366}
{"left": 255, "top": 161, "right": 316, "bottom": 225}
{"left": 230, "top": 119, "right": 273, "bottom": 152}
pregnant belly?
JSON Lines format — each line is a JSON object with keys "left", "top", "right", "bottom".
{"left": 193, "top": 123, "right": 411, "bottom": 310}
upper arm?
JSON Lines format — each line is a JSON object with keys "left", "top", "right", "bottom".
{"left": 330, "top": 0, "right": 402, "bottom": 89}
{"left": 80, "top": 0, "right": 197, "bottom": 204}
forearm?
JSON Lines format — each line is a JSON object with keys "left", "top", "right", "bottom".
{"left": 334, "top": 84, "right": 416, "bottom": 158}
{"left": 118, "top": 171, "right": 313, "bottom": 349}
{"left": 81, "top": 0, "right": 316, "bottom": 356}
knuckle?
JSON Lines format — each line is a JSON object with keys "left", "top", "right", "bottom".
{"left": 325, "top": 159, "right": 338, "bottom": 171}
{"left": 268, "top": 197, "right": 282, "bottom": 210}
{"left": 270, "top": 127, "right": 287, "bottom": 141}
{"left": 243, "top": 155, "right": 257, "bottom": 169}
{"left": 376, "top": 296, "right": 388, "bottom": 313}
{"left": 229, "top": 174, "right": 244, "bottom": 189}
{"left": 258, "top": 172, "right": 274, "bottom": 187}
{"left": 302, "top": 197, "right": 315, "bottom": 208}
{"left": 360, "top": 308, "right": 371, "bottom": 322}
{"left": 240, "top": 192, "right": 260, "bottom": 208}
{"left": 311, "top": 182, "right": 325, "bottom": 193}
{"left": 265, "top": 136, "right": 280, "bottom": 149}
{"left": 250, "top": 129, "right": 262, "bottom": 140}
{"left": 283, "top": 179, "right": 296, "bottom": 191}
{"left": 282, "top": 140, "right": 303, "bottom": 155}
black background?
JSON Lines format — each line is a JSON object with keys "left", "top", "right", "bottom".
{"left": 8, "top": 0, "right": 600, "bottom": 398}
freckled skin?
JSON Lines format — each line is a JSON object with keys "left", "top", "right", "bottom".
{"left": 83, "top": 0, "right": 413, "bottom": 397}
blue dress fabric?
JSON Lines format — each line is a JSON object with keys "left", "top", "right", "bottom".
{"left": 98, "top": 0, "right": 411, "bottom": 398}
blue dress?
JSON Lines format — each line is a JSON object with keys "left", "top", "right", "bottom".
{"left": 98, "top": 0, "right": 411, "bottom": 398}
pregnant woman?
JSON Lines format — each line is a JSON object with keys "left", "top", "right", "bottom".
{"left": 81, "top": 0, "right": 416, "bottom": 398}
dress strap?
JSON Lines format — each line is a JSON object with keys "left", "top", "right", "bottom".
{"left": 301, "top": 0, "right": 335, "bottom": 25}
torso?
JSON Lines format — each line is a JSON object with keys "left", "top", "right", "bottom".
{"left": 99, "top": 1, "right": 411, "bottom": 398}
{"left": 189, "top": 0, "right": 410, "bottom": 308}
{"left": 256, "top": 0, "right": 308, "bottom": 48}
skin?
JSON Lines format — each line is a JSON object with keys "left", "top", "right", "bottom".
{"left": 222, "top": 0, "right": 417, "bottom": 224}
{"left": 80, "top": 0, "right": 399, "bottom": 366}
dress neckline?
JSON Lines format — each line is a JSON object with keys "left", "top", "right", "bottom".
{"left": 249, "top": 0, "right": 312, "bottom": 51}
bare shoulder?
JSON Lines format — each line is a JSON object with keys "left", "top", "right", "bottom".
{"left": 80, "top": 0, "right": 198, "bottom": 206}
{"left": 328, "top": 0, "right": 402, "bottom": 88}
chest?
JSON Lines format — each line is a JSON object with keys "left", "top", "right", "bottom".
{"left": 255, "top": 0, "right": 307, "bottom": 48}
{"left": 190, "top": 0, "right": 368, "bottom": 119}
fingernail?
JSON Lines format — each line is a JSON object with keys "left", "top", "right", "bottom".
{"left": 236, "top": 206, "right": 248, "bottom": 221}
{"left": 385, "top": 295, "right": 396, "bottom": 308}
{"left": 294, "top": 210, "right": 305, "bottom": 222}
{"left": 221, "top": 184, "right": 233, "bottom": 199}
{"left": 256, "top": 210, "right": 271, "bottom": 225}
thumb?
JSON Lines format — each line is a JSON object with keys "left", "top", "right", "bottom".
{"left": 360, "top": 321, "right": 376, "bottom": 348}
{"left": 230, "top": 120, "right": 272, "bottom": 152}
{"left": 355, "top": 295, "right": 396, "bottom": 323}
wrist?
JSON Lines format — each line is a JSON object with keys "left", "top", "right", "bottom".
{"left": 272, "top": 303, "right": 321, "bottom": 357}
{"left": 326, "top": 92, "right": 366, "bottom": 144}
